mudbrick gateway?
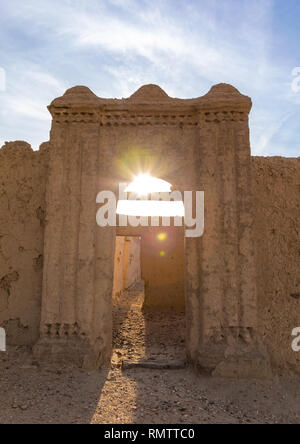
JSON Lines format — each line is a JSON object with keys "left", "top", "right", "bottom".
{"left": 0, "top": 83, "right": 300, "bottom": 378}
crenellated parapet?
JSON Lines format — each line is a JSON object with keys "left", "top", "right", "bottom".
{"left": 48, "top": 83, "right": 251, "bottom": 128}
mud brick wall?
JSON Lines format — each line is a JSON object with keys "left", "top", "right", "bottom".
{"left": 113, "top": 236, "right": 142, "bottom": 302}
{"left": 0, "top": 141, "right": 49, "bottom": 345}
{"left": 252, "top": 157, "right": 300, "bottom": 373}
{"left": 113, "top": 236, "right": 125, "bottom": 300}
{"left": 123, "top": 237, "right": 141, "bottom": 290}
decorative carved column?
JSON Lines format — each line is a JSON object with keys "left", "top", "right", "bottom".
{"left": 186, "top": 84, "right": 271, "bottom": 378}
{"left": 34, "top": 87, "right": 115, "bottom": 368}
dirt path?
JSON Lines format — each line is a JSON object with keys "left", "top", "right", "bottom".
{"left": 112, "top": 282, "right": 186, "bottom": 366}
{"left": 0, "top": 285, "right": 300, "bottom": 424}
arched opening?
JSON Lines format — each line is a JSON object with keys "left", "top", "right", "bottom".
{"left": 116, "top": 174, "right": 185, "bottom": 219}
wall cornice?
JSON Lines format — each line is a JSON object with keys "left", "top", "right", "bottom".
{"left": 48, "top": 83, "right": 252, "bottom": 126}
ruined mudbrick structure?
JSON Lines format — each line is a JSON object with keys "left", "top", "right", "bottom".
{"left": 0, "top": 83, "right": 299, "bottom": 377}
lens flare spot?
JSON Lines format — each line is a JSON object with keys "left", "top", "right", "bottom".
{"left": 160, "top": 250, "right": 166, "bottom": 257}
{"left": 157, "top": 232, "right": 167, "bottom": 242}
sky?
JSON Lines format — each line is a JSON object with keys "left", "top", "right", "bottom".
{"left": 0, "top": 0, "right": 299, "bottom": 156}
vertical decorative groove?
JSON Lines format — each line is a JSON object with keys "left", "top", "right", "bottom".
{"left": 185, "top": 124, "right": 203, "bottom": 361}
{"left": 77, "top": 127, "right": 99, "bottom": 336}
{"left": 61, "top": 127, "right": 82, "bottom": 325}
{"left": 235, "top": 121, "right": 258, "bottom": 328}
{"left": 185, "top": 238, "right": 201, "bottom": 361}
{"left": 93, "top": 126, "right": 115, "bottom": 358}
{"left": 41, "top": 125, "right": 68, "bottom": 326}
{"left": 219, "top": 122, "right": 239, "bottom": 327}
{"left": 58, "top": 124, "right": 70, "bottom": 321}
{"left": 198, "top": 121, "right": 223, "bottom": 342}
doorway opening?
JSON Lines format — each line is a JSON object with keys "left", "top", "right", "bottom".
{"left": 111, "top": 229, "right": 186, "bottom": 367}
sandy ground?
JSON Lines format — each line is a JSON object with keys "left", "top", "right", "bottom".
{"left": 0, "top": 283, "right": 300, "bottom": 424}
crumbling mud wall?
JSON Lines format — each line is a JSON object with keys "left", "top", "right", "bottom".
{"left": 0, "top": 141, "right": 49, "bottom": 345}
{"left": 252, "top": 157, "right": 300, "bottom": 373}
{"left": 113, "top": 236, "right": 125, "bottom": 300}
{"left": 113, "top": 236, "right": 141, "bottom": 303}
{"left": 123, "top": 237, "right": 141, "bottom": 289}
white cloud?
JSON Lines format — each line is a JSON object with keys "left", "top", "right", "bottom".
{"left": 252, "top": 111, "right": 294, "bottom": 156}
{"left": 0, "top": 65, "right": 66, "bottom": 148}
{"left": 0, "top": 0, "right": 298, "bottom": 156}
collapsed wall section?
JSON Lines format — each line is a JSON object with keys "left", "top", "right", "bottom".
{"left": 252, "top": 156, "right": 300, "bottom": 373}
{"left": 0, "top": 141, "right": 49, "bottom": 345}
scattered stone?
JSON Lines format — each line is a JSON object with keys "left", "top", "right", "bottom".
{"left": 122, "top": 360, "right": 186, "bottom": 370}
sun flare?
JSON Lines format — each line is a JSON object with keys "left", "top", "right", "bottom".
{"left": 117, "top": 174, "right": 185, "bottom": 217}
{"left": 124, "top": 174, "right": 172, "bottom": 195}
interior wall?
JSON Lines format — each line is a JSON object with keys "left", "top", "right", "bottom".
{"left": 0, "top": 87, "right": 299, "bottom": 375}
{"left": 113, "top": 236, "right": 142, "bottom": 303}
{"left": 113, "top": 236, "right": 125, "bottom": 301}
{"left": 123, "top": 237, "right": 141, "bottom": 289}
{"left": 141, "top": 227, "right": 185, "bottom": 312}
{"left": 0, "top": 141, "right": 49, "bottom": 345}
{"left": 252, "top": 156, "right": 300, "bottom": 373}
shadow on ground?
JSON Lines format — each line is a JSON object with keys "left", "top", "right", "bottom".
{"left": 0, "top": 283, "right": 300, "bottom": 424}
